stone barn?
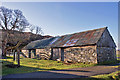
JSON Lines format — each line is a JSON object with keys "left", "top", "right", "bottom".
{"left": 22, "top": 27, "right": 117, "bottom": 63}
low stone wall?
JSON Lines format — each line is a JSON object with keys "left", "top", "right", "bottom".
{"left": 97, "top": 47, "right": 116, "bottom": 63}
{"left": 64, "top": 46, "right": 97, "bottom": 63}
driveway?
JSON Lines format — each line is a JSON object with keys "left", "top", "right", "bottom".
{"left": 2, "top": 65, "right": 118, "bottom": 80}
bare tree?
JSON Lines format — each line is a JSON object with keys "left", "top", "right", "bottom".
{"left": 0, "top": 6, "right": 44, "bottom": 66}
{"left": 28, "top": 24, "right": 44, "bottom": 35}
{"left": 0, "top": 7, "right": 13, "bottom": 57}
{"left": 29, "top": 24, "right": 35, "bottom": 33}
{"left": 0, "top": 6, "right": 29, "bottom": 66}
{"left": 35, "top": 26, "right": 43, "bottom": 35}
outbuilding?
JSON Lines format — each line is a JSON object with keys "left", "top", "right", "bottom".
{"left": 22, "top": 27, "right": 117, "bottom": 63}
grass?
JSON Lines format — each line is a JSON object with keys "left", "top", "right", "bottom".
{"left": 70, "top": 71, "right": 120, "bottom": 80}
{"left": 2, "top": 55, "right": 120, "bottom": 79}
{"left": 2, "top": 56, "right": 96, "bottom": 75}
{"left": 91, "top": 71, "right": 120, "bottom": 80}
{"left": 89, "top": 55, "right": 120, "bottom": 80}
{"left": 116, "top": 53, "right": 120, "bottom": 58}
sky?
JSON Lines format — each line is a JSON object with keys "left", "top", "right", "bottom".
{"left": 1, "top": 0, "right": 120, "bottom": 2}
{"left": 1, "top": 2, "right": 119, "bottom": 49}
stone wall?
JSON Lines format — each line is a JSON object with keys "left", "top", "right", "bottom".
{"left": 52, "top": 48, "right": 61, "bottom": 60}
{"left": 22, "top": 46, "right": 116, "bottom": 64}
{"left": 22, "top": 50, "right": 35, "bottom": 58}
{"left": 22, "top": 50, "right": 29, "bottom": 57}
{"left": 64, "top": 46, "right": 97, "bottom": 63}
{"left": 96, "top": 28, "right": 117, "bottom": 63}
{"left": 22, "top": 46, "right": 98, "bottom": 63}
{"left": 36, "top": 48, "right": 51, "bottom": 60}
{"left": 97, "top": 28, "right": 116, "bottom": 48}
{"left": 22, "top": 48, "right": 51, "bottom": 59}
{"left": 97, "top": 47, "right": 117, "bottom": 63}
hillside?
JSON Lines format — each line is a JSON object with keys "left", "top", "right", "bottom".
{"left": 0, "top": 29, "right": 52, "bottom": 49}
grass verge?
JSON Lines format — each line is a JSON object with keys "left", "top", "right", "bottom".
{"left": 91, "top": 71, "right": 120, "bottom": 80}
{"left": 2, "top": 56, "right": 96, "bottom": 75}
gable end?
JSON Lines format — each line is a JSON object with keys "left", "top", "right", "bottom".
{"left": 96, "top": 28, "right": 116, "bottom": 48}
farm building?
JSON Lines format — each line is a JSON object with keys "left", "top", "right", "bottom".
{"left": 22, "top": 27, "right": 117, "bottom": 63}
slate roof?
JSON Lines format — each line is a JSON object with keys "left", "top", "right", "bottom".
{"left": 23, "top": 27, "right": 107, "bottom": 49}
{"left": 50, "top": 27, "right": 107, "bottom": 48}
{"left": 23, "top": 37, "right": 56, "bottom": 49}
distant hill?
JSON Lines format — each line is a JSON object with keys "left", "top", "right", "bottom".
{"left": 0, "top": 29, "right": 52, "bottom": 49}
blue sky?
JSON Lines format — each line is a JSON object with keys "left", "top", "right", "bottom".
{"left": 2, "top": 2, "right": 118, "bottom": 49}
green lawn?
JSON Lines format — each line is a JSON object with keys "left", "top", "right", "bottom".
{"left": 2, "top": 56, "right": 96, "bottom": 75}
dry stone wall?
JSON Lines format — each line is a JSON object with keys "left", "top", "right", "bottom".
{"left": 22, "top": 46, "right": 116, "bottom": 64}
{"left": 52, "top": 48, "right": 61, "bottom": 60}
{"left": 36, "top": 48, "right": 51, "bottom": 60}
{"left": 97, "top": 47, "right": 116, "bottom": 63}
{"left": 64, "top": 46, "right": 97, "bottom": 63}
{"left": 22, "top": 48, "right": 51, "bottom": 59}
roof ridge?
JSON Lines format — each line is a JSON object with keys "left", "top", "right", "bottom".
{"left": 61, "top": 27, "right": 107, "bottom": 37}
{"left": 32, "top": 37, "right": 54, "bottom": 43}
